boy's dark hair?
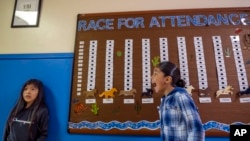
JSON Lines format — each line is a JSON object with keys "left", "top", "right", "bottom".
{"left": 157, "top": 61, "right": 186, "bottom": 87}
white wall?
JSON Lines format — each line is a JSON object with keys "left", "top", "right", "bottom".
{"left": 0, "top": 0, "right": 249, "bottom": 54}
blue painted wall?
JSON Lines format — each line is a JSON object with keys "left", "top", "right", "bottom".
{"left": 0, "top": 53, "right": 229, "bottom": 141}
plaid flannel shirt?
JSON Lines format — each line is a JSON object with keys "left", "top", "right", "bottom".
{"left": 158, "top": 87, "right": 205, "bottom": 141}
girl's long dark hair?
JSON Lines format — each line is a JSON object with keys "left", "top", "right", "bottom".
{"left": 157, "top": 61, "right": 186, "bottom": 87}
{"left": 7, "top": 78, "right": 45, "bottom": 139}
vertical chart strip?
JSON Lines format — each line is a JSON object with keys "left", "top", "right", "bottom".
{"left": 142, "top": 39, "right": 151, "bottom": 92}
{"left": 212, "top": 36, "right": 228, "bottom": 89}
{"left": 159, "top": 37, "right": 169, "bottom": 62}
{"left": 105, "top": 40, "right": 114, "bottom": 91}
{"left": 177, "top": 37, "right": 190, "bottom": 86}
{"left": 77, "top": 41, "right": 84, "bottom": 96}
{"left": 230, "top": 36, "right": 248, "bottom": 91}
{"left": 124, "top": 39, "right": 133, "bottom": 91}
{"left": 87, "top": 40, "right": 98, "bottom": 91}
{"left": 194, "top": 37, "right": 208, "bottom": 90}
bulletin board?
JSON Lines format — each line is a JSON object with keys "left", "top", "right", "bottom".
{"left": 68, "top": 7, "right": 250, "bottom": 136}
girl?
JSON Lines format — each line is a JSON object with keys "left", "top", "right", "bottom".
{"left": 151, "top": 61, "right": 204, "bottom": 141}
{"left": 4, "top": 79, "right": 49, "bottom": 141}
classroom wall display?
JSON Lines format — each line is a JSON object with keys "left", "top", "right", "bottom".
{"left": 68, "top": 7, "right": 250, "bottom": 136}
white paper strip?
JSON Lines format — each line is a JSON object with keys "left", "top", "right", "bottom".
{"left": 77, "top": 41, "right": 85, "bottom": 96}
{"left": 142, "top": 38, "right": 151, "bottom": 92}
{"left": 124, "top": 39, "right": 133, "bottom": 91}
{"left": 194, "top": 37, "right": 208, "bottom": 90}
{"left": 177, "top": 37, "right": 190, "bottom": 86}
{"left": 212, "top": 36, "right": 228, "bottom": 89}
{"left": 105, "top": 40, "right": 114, "bottom": 90}
{"left": 87, "top": 40, "right": 97, "bottom": 91}
{"left": 230, "top": 36, "right": 248, "bottom": 91}
{"left": 159, "top": 37, "right": 169, "bottom": 62}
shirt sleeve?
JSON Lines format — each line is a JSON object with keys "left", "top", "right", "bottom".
{"left": 36, "top": 106, "right": 49, "bottom": 141}
{"left": 178, "top": 94, "right": 205, "bottom": 141}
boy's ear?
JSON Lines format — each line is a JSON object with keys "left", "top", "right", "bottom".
{"left": 165, "top": 76, "right": 172, "bottom": 83}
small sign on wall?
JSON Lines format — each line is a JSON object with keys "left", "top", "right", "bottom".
{"left": 11, "top": 0, "right": 42, "bottom": 27}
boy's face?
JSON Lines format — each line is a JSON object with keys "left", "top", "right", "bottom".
{"left": 151, "top": 67, "right": 169, "bottom": 94}
{"left": 22, "top": 84, "right": 39, "bottom": 108}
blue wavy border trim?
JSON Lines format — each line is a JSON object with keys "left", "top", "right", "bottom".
{"left": 68, "top": 120, "right": 250, "bottom": 132}
{"left": 69, "top": 120, "right": 161, "bottom": 130}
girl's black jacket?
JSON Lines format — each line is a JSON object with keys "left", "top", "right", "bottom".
{"left": 3, "top": 105, "right": 49, "bottom": 141}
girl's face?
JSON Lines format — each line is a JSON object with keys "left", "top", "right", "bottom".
{"left": 151, "top": 67, "right": 169, "bottom": 94}
{"left": 22, "top": 84, "right": 39, "bottom": 108}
